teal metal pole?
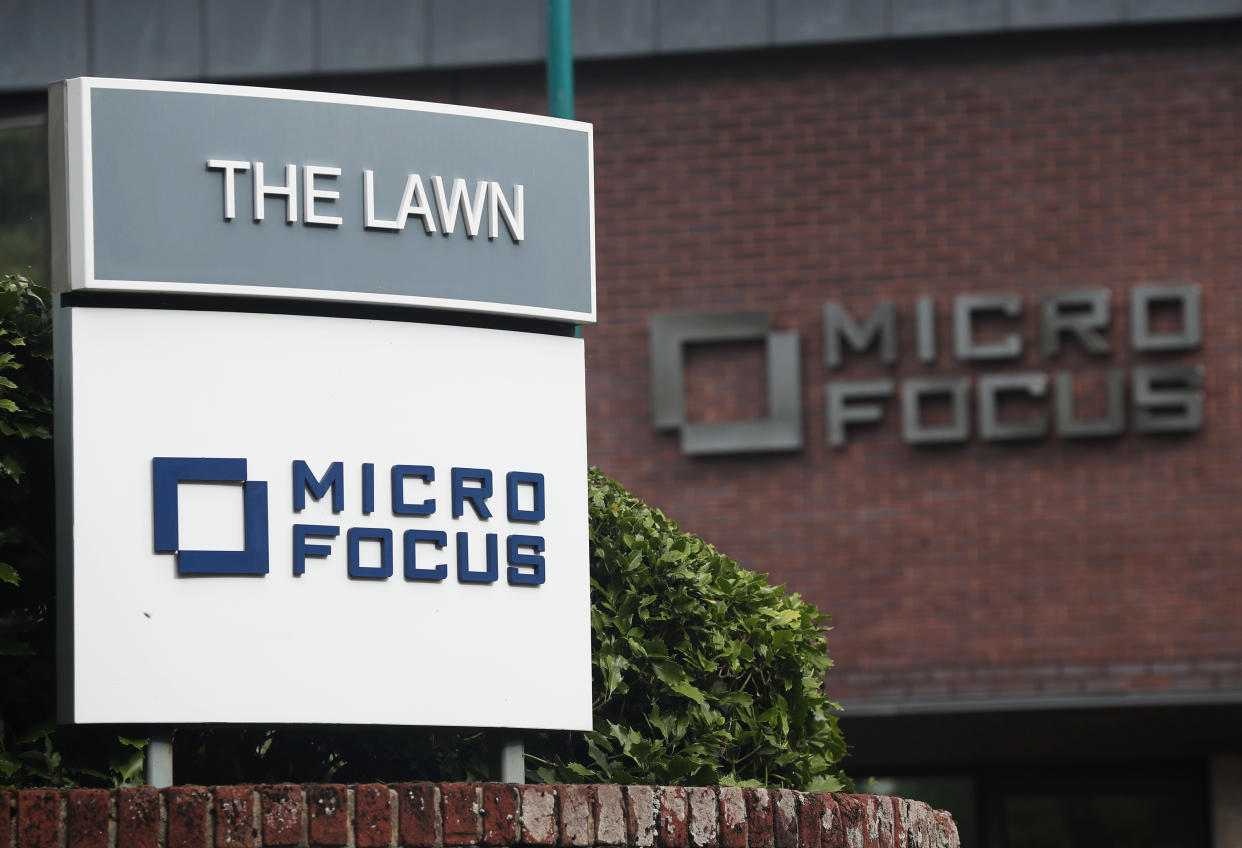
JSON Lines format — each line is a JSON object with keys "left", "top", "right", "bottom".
{"left": 546, "top": 0, "right": 580, "bottom": 339}
{"left": 547, "top": 0, "right": 574, "bottom": 120}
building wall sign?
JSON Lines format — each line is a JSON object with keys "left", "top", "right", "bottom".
{"left": 651, "top": 285, "right": 1203, "bottom": 455}
{"left": 52, "top": 80, "right": 594, "bottom": 730}
{"left": 50, "top": 78, "right": 595, "bottom": 322}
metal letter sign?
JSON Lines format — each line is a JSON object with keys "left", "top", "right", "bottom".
{"left": 649, "top": 312, "right": 802, "bottom": 455}
{"left": 53, "top": 79, "right": 593, "bottom": 730}
{"left": 653, "top": 286, "right": 1205, "bottom": 455}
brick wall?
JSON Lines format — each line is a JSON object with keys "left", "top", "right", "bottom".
{"left": 366, "top": 24, "right": 1242, "bottom": 707}
{"left": 0, "top": 785, "right": 957, "bottom": 848}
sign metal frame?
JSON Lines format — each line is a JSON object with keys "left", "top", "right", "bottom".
{"left": 50, "top": 77, "right": 596, "bottom": 733}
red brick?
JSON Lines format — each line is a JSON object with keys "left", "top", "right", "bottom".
{"left": 558, "top": 785, "right": 592, "bottom": 847}
{"left": 717, "top": 787, "right": 747, "bottom": 848}
{"left": 900, "top": 801, "right": 935, "bottom": 848}
{"left": 889, "top": 799, "right": 905, "bottom": 848}
{"left": 894, "top": 801, "right": 913, "bottom": 848}
{"left": 771, "top": 790, "right": 798, "bottom": 848}
{"left": 832, "top": 797, "right": 866, "bottom": 848}
{"left": 858, "top": 796, "right": 883, "bottom": 848}
{"left": 480, "top": 783, "right": 517, "bottom": 847}
{"left": 872, "top": 797, "right": 894, "bottom": 848}
{"left": 395, "top": 783, "right": 437, "bottom": 848}
{"left": 0, "top": 792, "right": 12, "bottom": 848}
{"left": 441, "top": 783, "right": 478, "bottom": 846}
{"left": 592, "top": 785, "right": 626, "bottom": 846}
{"left": 17, "top": 790, "right": 59, "bottom": 848}
{"left": 742, "top": 789, "right": 771, "bottom": 848}
{"left": 932, "top": 810, "right": 958, "bottom": 847}
{"left": 0, "top": 781, "right": 955, "bottom": 848}
{"left": 307, "top": 785, "right": 348, "bottom": 847}
{"left": 259, "top": 784, "right": 303, "bottom": 848}
{"left": 624, "top": 786, "right": 657, "bottom": 848}
{"left": 796, "top": 794, "right": 821, "bottom": 848}
{"left": 858, "top": 798, "right": 877, "bottom": 848}
{"left": 519, "top": 785, "right": 556, "bottom": 846}
{"left": 214, "top": 786, "right": 255, "bottom": 848}
{"left": 686, "top": 788, "right": 718, "bottom": 848}
{"left": 355, "top": 784, "right": 393, "bottom": 848}
{"left": 118, "top": 786, "right": 160, "bottom": 848}
{"left": 167, "top": 786, "right": 210, "bottom": 848}
{"left": 819, "top": 797, "right": 845, "bottom": 848}
{"left": 66, "top": 789, "right": 109, "bottom": 848}
{"left": 656, "top": 787, "right": 686, "bottom": 848}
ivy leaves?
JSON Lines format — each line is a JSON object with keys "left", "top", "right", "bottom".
{"left": 530, "top": 469, "right": 850, "bottom": 791}
{"left": 0, "top": 275, "right": 51, "bottom": 657}
{"left": 0, "top": 274, "right": 68, "bottom": 787}
{"left": 0, "top": 275, "right": 51, "bottom": 490}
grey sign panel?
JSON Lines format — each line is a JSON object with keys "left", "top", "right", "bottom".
{"left": 50, "top": 78, "right": 595, "bottom": 322}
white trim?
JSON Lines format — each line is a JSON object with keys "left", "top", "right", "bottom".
{"left": 71, "top": 77, "right": 592, "bottom": 134}
{"left": 83, "top": 279, "right": 595, "bottom": 323}
{"left": 60, "top": 77, "right": 596, "bottom": 323}
{"left": 586, "top": 131, "right": 597, "bottom": 324}
{"left": 76, "top": 79, "right": 93, "bottom": 293}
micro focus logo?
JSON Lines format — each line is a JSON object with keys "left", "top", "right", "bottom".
{"left": 651, "top": 285, "right": 1205, "bottom": 455}
{"left": 151, "top": 457, "right": 548, "bottom": 585}
{"left": 649, "top": 312, "right": 802, "bottom": 455}
{"left": 152, "top": 457, "right": 270, "bottom": 574}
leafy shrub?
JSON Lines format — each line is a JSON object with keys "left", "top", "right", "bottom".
{"left": 0, "top": 274, "right": 146, "bottom": 787}
{"left": 528, "top": 469, "right": 849, "bottom": 791}
{"left": 0, "top": 273, "right": 58, "bottom": 783}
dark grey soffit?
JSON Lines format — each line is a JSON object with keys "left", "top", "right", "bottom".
{"left": 838, "top": 687, "right": 1242, "bottom": 717}
{"left": 4, "top": 0, "right": 1242, "bottom": 92}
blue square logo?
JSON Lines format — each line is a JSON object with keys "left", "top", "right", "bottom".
{"left": 152, "top": 457, "right": 269, "bottom": 575}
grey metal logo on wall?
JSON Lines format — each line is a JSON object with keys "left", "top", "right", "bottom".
{"left": 649, "top": 312, "right": 802, "bottom": 455}
{"left": 651, "top": 284, "right": 1205, "bottom": 456}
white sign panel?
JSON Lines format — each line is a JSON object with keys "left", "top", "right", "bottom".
{"left": 56, "top": 307, "right": 591, "bottom": 729}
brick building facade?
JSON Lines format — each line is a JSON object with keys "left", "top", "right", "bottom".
{"left": 576, "top": 26, "right": 1242, "bottom": 708}
{"left": 576, "top": 27, "right": 1240, "bottom": 843}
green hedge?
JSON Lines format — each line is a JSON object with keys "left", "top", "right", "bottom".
{"left": 0, "top": 274, "right": 147, "bottom": 786}
{"left": 529, "top": 468, "right": 848, "bottom": 791}
{"left": 0, "top": 273, "right": 56, "bottom": 782}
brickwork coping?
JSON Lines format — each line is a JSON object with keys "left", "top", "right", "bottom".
{"left": 0, "top": 785, "right": 958, "bottom": 848}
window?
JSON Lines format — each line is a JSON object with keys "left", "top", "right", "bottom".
{"left": 0, "top": 116, "right": 48, "bottom": 282}
{"left": 863, "top": 766, "right": 1206, "bottom": 848}
{"left": 996, "top": 769, "right": 1206, "bottom": 848}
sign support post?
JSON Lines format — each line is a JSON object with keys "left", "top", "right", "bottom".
{"left": 483, "top": 0, "right": 583, "bottom": 782}
{"left": 498, "top": 733, "right": 525, "bottom": 783}
{"left": 144, "top": 730, "right": 173, "bottom": 787}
